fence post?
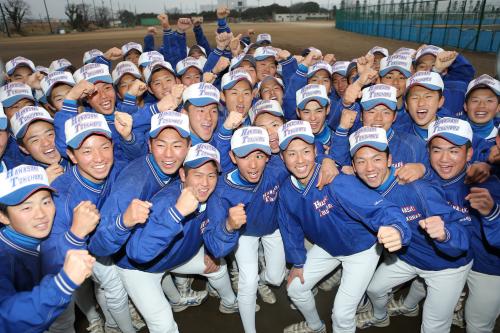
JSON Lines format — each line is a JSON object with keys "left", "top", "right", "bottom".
{"left": 409, "top": 0, "right": 417, "bottom": 41}
{"left": 473, "top": 0, "right": 487, "bottom": 51}
{"left": 417, "top": 0, "right": 424, "bottom": 42}
{"left": 457, "top": 0, "right": 467, "bottom": 48}
{"left": 490, "top": 6, "right": 498, "bottom": 52}
{"left": 429, "top": 0, "right": 439, "bottom": 44}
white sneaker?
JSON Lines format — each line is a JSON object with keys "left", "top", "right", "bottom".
{"left": 452, "top": 307, "right": 465, "bottom": 328}
{"left": 206, "top": 282, "right": 219, "bottom": 298}
{"left": 129, "top": 301, "right": 146, "bottom": 330}
{"left": 86, "top": 318, "right": 104, "bottom": 333}
{"left": 283, "top": 321, "right": 326, "bottom": 333}
{"left": 387, "top": 296, "right": 419, "bottom": 317}
{"left": 257, "top": 284, "right": 276, "bottom": 304}
{"left": 318, "top": 268, "right": 342, "bottom": 291}
{"left": 175, "top": 276, "right": 194, "bottom": 294}
{"left": 170, "top": 289, "right": 208, "bottom": 312}
{"left": 356, "top": 296, "right": 372, "bottom": 314}
{"left": 219, "top": 301, "right": 260, "bottom": 314}
{"left": 103, "top": 326, "right": 121, "bottom": 333}
{"left": 356, "top": 311, "right": 390, "bottom": 329}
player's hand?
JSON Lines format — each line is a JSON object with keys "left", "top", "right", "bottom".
{"left": 127, "top": 80, "right": 147, "bottom": 97}
{"left": 317, "top": 158, "right": 339, "bottom": 190}
{"left": 217, "top": 6, "right": 230, "bottom": 19}
{"left": 63, "top": 250, "right": 96, "bottom": 285}
{"left": 229, "top": 34, "right": 243, "bottom": 57}
{"left": 226, "top": 203, "right": 246, "bottom": 232}
{"left": 70, "top": 201, "right": 101, "bottom": 239}
{"left": 46, "top": 164, "right": 65, "bottom": 184}
{"left": 104, "top": 47, "right": 123, "bottom": 61}
{"left": 203, "top": 254, "right": 220, "bottom": 274}
{"left": 123, "top": 199, "right": 153, "bottom": 228}
{"left": 203, "top": 72, "right": 217, "bottom": 84}
{"left": 276, "top": 48, "right": 291, "bottom": 62}
{"left": 356, "top": 54, "right": 374, "bottom": 76}
{"left": 323, "top": 53, "right": 336, "bottom": 65}
{"left": 247, "top": 28, "right": 255, "bottom": 36}
{"left": 191, "top": 16, "right": 204, "bottom": 26}
{"left": 434, "top": 51, "right": 458, "bottom": 73}
{"left": 341, "top": 165, "right": 355, "bottom": 175}
{"left": 339, "top": 108, "right": 358, "bottom": 129}
{"left": 287, "top": 267, "right": 304, "bottom": 287}
{"left": 27, "top": 71, "right": 45, "bottom": 90}
{"left": 176, "top": 18, "right": 193, "bottom": 32}
{"left": 419, "top": 216, "right": 446, "bottom": 242}
{"left": 488, "top": 145, "right": 500, "bottom": 164}
{"left": 215, "top": 32, "right": 232, "bottom": 50}
{"left": 213, "top": 56, "right": 231, "bottom": 75}
{"left": 171, "top": 84, "right": 185, "bottom": 105}
{"left": 157, "top": 93, "right": 178, "bottom": 112}
{"left": 465, "top": 187, "right": 495, "bottom": 216}
{"left": 377, "top": 226, "right": 403, "bottom": 252}
{"left": 223, "top": 111, "right": 244, "bottom": 130}
{"left": 175, "top": 187, "right": 199, "bottom": 217}
{"left": 66, "top": 80, "right": 95, "bottom": 101}
{"left": 147, "top": 26, "right": 158, "bottom": 35}
{"left": 114, "top": 111, "right": 133, "bottom": 141}
{"left": 342, "top": 83, "right": 362, "bottom": 107}
{"left": 465, "top": 162, "right": 491, "bottom": 184}
{"left": 157, "top": 13, "right": 170, "bottom": 30}
{"left": 301, "top": 48, "right": 322, "bottom": 67}
{"left": 395, "top": 163, "right": 426, "bottom": 184}
{"left": 357, "top": 68, "right": 378, "bottom": 86}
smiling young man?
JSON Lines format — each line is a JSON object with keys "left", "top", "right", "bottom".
{"left": 0, "top": 165, "right": 96, "bottom": 332}
{"left": 40, "top": 71, "right": 76, "bottom": 117}
{"left": 118, "top": 143, "right": 238, "bottom": 333}
{"left": 10, "top": 106, "right": 68, "bottom": 183}
{"left": 112, "top": 61, "right": 146, "bottom": 113}
{"left": 257, "top": 75, "right": 284, "bottom": 105}
{"left": 5, "top": 56, "right": 35, "bottom": 84}
{"left": 220, "top": 68, "right": 255, "bottom": 126}
{"left": 349, "top": 126, "right": 473, "bottom": 333}
{"left": 175, "top": 56, "right": 206, "bottom": 87}
{"left": 277, "top": 120, "right": 410, "bottom": 333}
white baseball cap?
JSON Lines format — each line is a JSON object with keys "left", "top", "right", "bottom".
{"left": 230, "top": 53, "right": 256, "bottom": 71}
{"left": 415, "top": 45, "right": 444, "bottom": 62}
{"left": 10, "top": 106, "right": 53, "bottom": 139}
{"left": 231, "top": 126, "right": 271, "bottom": 157}
{"left": 379, "top": 54, "right": 412, "bottom": 78}
{"left": 296, "top": 84, "right": 330, "bottom": 110}
{"left": 307, "top": 61, "right": 333, "bottom": 78}
{"left": 369, "top": 46, "right": 389, "bottom": 57}
{"left": 49, "top": 58, "right": 74, "bottom": 72}
{"left": 182, "top": 82, "right": 220, "bottom": 107}
{"left": 278, "top": 120, "right": 315, "bottom": 150}
{"left": 256, "top": 76, "right": 284, "bottom": 97}
{"left": 0, "top": 165, "right": 55, "bottom": 205}
{"left": 221, "top": 68, "right": 253, "bottom": 90}
{"left": 256, "top": 33, "right": 272, "bottom": 44}
{"left": 0, "top": 82, "right": 35, "bottom": 108}
{"left": 83, "top": 49, "right": 104, "bottom": 64}
{"left": 121, "top": 42, "right": 143, "bottom": 56}
{"left": 35, "top": 66, "right": 50, "bottom": 75}
{"left": 184, "top": 143, "right": 221, "bottom": 172}
{"left": 332, "top": 61, "right": 350, "bottom": 77}
{"left": 176, "top": 57, "right": 206, "bottom": 76}
{"left": 6, "top": 56, "right": 35, "bottom": 76}
{"left": 249, "top": 99, "right": 284, "bottom": 124}
{"left": 428, "top": 117, "right": 473, "bottom": 146}
{"left": 187, "top": 45, "right": 208, "bottom": 58}
{"left": 149, "top": 111, "right": 190, "bottom": 139}
{"left": 73, "top": 63, "right": 112, "bottom": 84}
{"left": 394, "top": 47, "right": 417, "bottom": 58}
{"left": 138, "top": 51, "right": 164, "bottom": 68}
{"left": 112, "top": 61, "right": 142, "bottom": 85}
{"left": 406, "top": 71, "right": 444, "bottom": 93}
{"left": 143, "top": 60, "right": 175, "bottom": 85}
{"left": 349, "top": 126, "right": 388, "bottom": 156}
{"left": 0, "top": 103, "right": 7, "bottom": 130}
{"left": 65, "top": 112, "right": 112, "bottom": 149}
{"left": 41, "top": 71, "right": 76, "bottom": 100}
{"left": 361, "top": 84, "right": 397, "bottom": 111}
{"left": 465, "top": 74, "right": 500, "bottom": 98}
{"left": 254, "top": 47, "right": 277, "bottom": 61}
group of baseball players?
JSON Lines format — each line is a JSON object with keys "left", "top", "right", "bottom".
{"left": 0, "top": 6, "right": 499, "bottom": 333}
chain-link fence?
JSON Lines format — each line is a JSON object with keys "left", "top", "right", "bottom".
{"left": 336, "top": 0, "right": 499, "bottom": 52}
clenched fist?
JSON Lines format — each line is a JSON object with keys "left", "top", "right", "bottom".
{"left": 70, "top": 201, "right": 101, "bottom": 239}
{"left": 339, "top": 108, "right": 358, "bottom": 130}
{"left": 63, "top": 250, "right": 96, "bottom": 285}
{"left": 175, "top": 187, "right": 199, "bottom": 217}
{"left": 223, "top": 111, "right": 244, "bottom": 130}
{"left": 419, "top": 216, "right": 446, "bottom": 242}
{"left": 157, "top": 14, "right": 170, "bottom": 30}
{"left": 377, "top": 226, "right": 402, "bottom": 252}
{"left": 114, "top": 111, "right": 133, "bottom": 141}
{"left": 433, "top": 51, "right": 458, "bottom": 73}
{"left": 123, "top": 199, "right": 153, "bottom": 228}
{"left": 226, "top": 203, "right": 246, "bottom": 232}
{"left": 46, "top": 164, "right": 65, "bottom": 184}
{"left": 127, "top": 80, "right": 147, "bottom": 97}
{"left": 66, "top": 80, "right": 96, "bottom": 101}
{"left": 104, "top": 47, "right": 123, "bottom": 61}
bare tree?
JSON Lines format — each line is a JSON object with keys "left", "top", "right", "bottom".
{"left": 65, "top": 3, "right": 91, "bottom": 31}
{"left": 65, "top": 3, "right": 79, "bottom": 30}
{"left": 94, "top": 6, "right": 110, "bottom": 28}
{"left": 3, "top": 0, "right": 30, "bottom": 34}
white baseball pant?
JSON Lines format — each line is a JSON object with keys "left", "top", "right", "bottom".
{"left": 366, "top": 254, "right": 472, "bottom": 333}
{"left": 287, "top": 243, "right": 380, "bottom": 333}
{"left": 465, "top": 270, "right": 500, "bottom": 333}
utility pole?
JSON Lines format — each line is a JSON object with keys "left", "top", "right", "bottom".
{"left": 42, "top": 0, "right": 53, "bottom": 33}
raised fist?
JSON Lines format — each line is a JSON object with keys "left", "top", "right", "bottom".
{"left": 226, "top": 203, "right": 246, "bottom": 232}
{"left": 217, "top": 6, "right": 230, "bottom": 19}
{"left": 157, "top": 14, "right": 170, "bottom": 30}
{"left": 223, "top": 111, "right": 244, "bottom": 130}
{"left": 176, "top": 18, "right": 193, "bottom": 32}
{"left": 127, "top": 80, "right": 147, "bottom": 97}
{"left": 175, "top": 187, "right": 199, "bottom": 217}
{"left": 114, "top": 111, "right": 133, "bottom": 141}
{"left": 46, "top": 164, "right": 65, "bottom": 184}
{"left": 63, "top": 250, "right": 96, "bottom": 285}
{"left": 419, "top": 216, "right": 446, "bottom": 242}
{"left": 147, "top": 26, "right": 158, "bottom": 35}
{"left": 70, "top": 201, "right": 101, "bottom": 239}
{"left": 377, "top": 226, "right": 402, "bottom": 252}
{"left": 433, "top": 51, "right": 458, "bottom": 73}
{"left": 66, "top": 80, "right": 95, "bottom": 101}
{"left": 123, "top": 199, "right": 153, "bottom": 228}
{"left": 339, "top": 108, "right": 358, "bottom": 130}
{"left": 104, "top": 47, "right": 123, "bottom": 61}
{"left": 213, "top": 57, "right": 231, "bottom": 75}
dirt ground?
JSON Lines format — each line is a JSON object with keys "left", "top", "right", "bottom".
{"left": 0, "top": 21, "right": 496, "bottom": 76}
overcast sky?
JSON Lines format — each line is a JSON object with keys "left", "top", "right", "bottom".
{"left": 27, "top": 0, "right": 344, "bottom": 20}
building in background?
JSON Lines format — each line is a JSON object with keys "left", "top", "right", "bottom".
{"left": 273, "top": 13, "right": 330, "bottom": 22}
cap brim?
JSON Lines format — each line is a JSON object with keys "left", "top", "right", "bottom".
{"left": 184, "top": 157, "right": 221, "bottom": 172}
{"left": 223, "top": 77, "right": 253, "bottom": 91}
{"left": 307, "top": 68, "right": 332, "bottom": 78}
{"left": 188, "top": 97, "right": 220, "bottom": 107}
{"left": 428, "top": 133, "right": 469, "bottom": 146}
{"left": 177, "top": 65, "right": 203, "bottom": 77}
{"left": 149, "top": 125, "right": 190, "bottom": 139}
{"left": 297, "top": 96, "right": 329, "bottom": 110}
{"left": 279, "top": 134, "right": 315, "bottom": 150}
{"left": 254, "top": 54, "right": 276, "bottom": 61}
{"left": 250, "top": 110, "right": 284, "bottom": 124}
{"left": 15, "top": 117, "right": 54, "bottom": 139}
{"left": 232, "top": 145, "right": 271, "bottom": 157}
{"left": 379, "top": 67, "right": 411, "bottom": 78}
{"left": 0, "top": 118, "right": 7, "bottom": 130}
{"left": 406, "top": 82, "right": 443, "bottom": 94}
{"left": 7, "top": 64, "right": 34, "bottom": 76}
{"left": 350, "top": 142, "right": 388, "bottom": 157}
{"left": 2, "top": 94, "right": 35, "bottom": 108}
{"left": 67, "top": 130, "right": 112, "bottom": 149}
{"left": 361, "top": 100, "right": 397, "bottom": 112}
{"left": 0, "top": 185, "right": 55, "bottom": 206}
{"left": 466, "top": 84, "right": 500, "bottom": 98}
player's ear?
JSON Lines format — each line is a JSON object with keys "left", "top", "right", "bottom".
{"left": 179, "top": 167, "right": 187, "bottom": 182}
{"left": 326, "top": 104, "right": 331, "bottom": 115}
{"left": 66, "top": 148, "right": 78, "bottom": 165}
{"left": 18, "top": 144, "right": 30, "bottom": 155}
{"left": 387, "top": 153, "right": 392, "bottom": 168}
{"left": 466, "top": 146, "right": 473, "bottom": 162}
{"left": 0, "top": 211, "right": 10, "bottom": 226}
{"left": 220, "top": 92, "right": 226, "bottom": 103}
{"left": 229, "top": 150, "right": 237, "bottom": 164}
